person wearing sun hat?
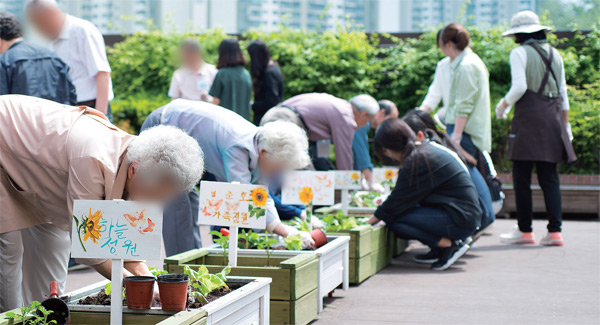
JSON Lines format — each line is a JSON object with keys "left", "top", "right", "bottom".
{"left": 497, "top": 11, "right": 576, "bottom": 247}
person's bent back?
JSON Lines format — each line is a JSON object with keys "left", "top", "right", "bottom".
{"left": 0, "top": 11, "right": 76, "bottom": 104}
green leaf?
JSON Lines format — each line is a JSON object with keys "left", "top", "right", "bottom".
{"left": 105, "top": 282, "right": 112, "bottom": 295}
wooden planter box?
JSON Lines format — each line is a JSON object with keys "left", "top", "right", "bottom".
{"left": 204, "top": 235, "right": 349, "bottom": 313}
{"left": 0, "top": 276, "right": 271, "bottom": 325}
{"left": 328, "top": 225, "right": 393, "bottom": 284}
{"left": 165, "top": 250, "right": 319, "bottom": 325}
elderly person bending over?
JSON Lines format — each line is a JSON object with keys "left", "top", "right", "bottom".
{"left": 142, "top": 99, "right": 313, "bottom": 255}
{"left": 0, "top": 95, "right": 204, "bottom": 312}
{"left": 260, "top": 93, "right": 379, "bottom": 171}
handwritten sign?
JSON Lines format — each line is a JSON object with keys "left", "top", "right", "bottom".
{"left": 282, "top": 171, "right": 335, "bottom": 205}
{"left": 373, "top": 167, "right": 400, "bottom": 187}
{"left": 70, "top": 200, "right": 162, "bottom": 260}
{"left": 335, "top": 170, "right": 362, "bottom": 190}
{"left": 198, "top": 181, "right": 268, "bottom": 229}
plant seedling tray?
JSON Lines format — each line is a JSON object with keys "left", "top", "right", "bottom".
{"left": 165, "top": 250, "right": 319, "bottom": 325}
{"left": 205, "top": 235, "right": 349, "bottom": 313}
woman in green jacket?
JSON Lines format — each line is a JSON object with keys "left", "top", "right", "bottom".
{"left": 440, "top": 23, "right": 491, "bottom": 164}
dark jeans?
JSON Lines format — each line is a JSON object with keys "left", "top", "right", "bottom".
{"left": 386, "top": 206, "right": 474, "bottom": 249}
{"left": 513, "top": 161, "right": 562, "bottom": 233}
{"left": 468, "top": 166, "right": 495, "bottom": 231}
{"left": 446, "top": 124, "right": 478, "bottom": 158}
{"left": 163, "top": 189, "right": 202, "bottom": 256}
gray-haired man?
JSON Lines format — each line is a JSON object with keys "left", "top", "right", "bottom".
{"left": 261, "top": 92, "right": 379, "bottom": 170}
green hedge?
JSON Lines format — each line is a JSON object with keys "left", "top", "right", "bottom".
{"left": 108, "top": 25, "right": 600, "bottom": 174}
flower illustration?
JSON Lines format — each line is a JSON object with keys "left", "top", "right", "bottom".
{"left": 250, "top": 188, "right": 268, "bottom": 207}
{"left": 384, "top": 169, "right": 396, "bottom": 180}
{"left": 299, "top": 187, "right": 313, "bottom": 205}
{"left": 351, "top": 172, "right": 360, "bottom": 181}
{"left": 84, "top": 209, "right": 103, "bottom": 243}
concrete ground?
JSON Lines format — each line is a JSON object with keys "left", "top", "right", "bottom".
{"left": 66, "top": 220, "right": 600, "bottom": 324}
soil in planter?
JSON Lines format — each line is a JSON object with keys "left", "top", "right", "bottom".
{"left": 187, "top": 283, "right": 243, "bottom": 309}
{"left": 78, "top": 288, "right": 127, "bottom": 306}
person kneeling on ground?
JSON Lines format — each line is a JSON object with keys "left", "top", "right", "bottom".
{"left": 365, "top": 119, "right": 481, "bottom": 271}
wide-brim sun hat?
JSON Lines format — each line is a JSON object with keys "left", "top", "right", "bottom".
{"left": 501, "top": 10, "right": 551, "bottom": 37}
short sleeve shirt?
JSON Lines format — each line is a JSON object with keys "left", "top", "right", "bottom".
{"left": 209, "top": 65, "right": 253, "bottom": 121}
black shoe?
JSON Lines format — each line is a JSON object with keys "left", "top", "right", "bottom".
{"left": 431, "top": 240, "right": 470, "bottom": 271}
{"left": 413, "top": 248, "right": 440, "bottom": 264}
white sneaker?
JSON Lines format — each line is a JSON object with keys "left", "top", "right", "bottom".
{"left": 499, "top": 225, "right": 535, "bottom": 244}
{"left": 540, "top": 232, "right": 564, "bottom": 246}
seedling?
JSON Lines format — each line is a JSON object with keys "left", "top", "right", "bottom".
{"left": 4, "top": 301, "right": 56, "bottom": 325}
{"left": 149, "top": 266, "right": 168, "bottom": 276}
{"left": 209, "top": 229, "right": 230, "bottom": 264}
{"left": 104, "top": 282, "right": 125, "bottom": 300}
{"left": 184, "top": 265, "right": 231, "bottom": 305}
{"left": 238, "top": 229, "right": 260, "bottom": 249}
{"left": 255, "top": 235, "right": 279, "bottom": 266}
{"left": 285, "top": 217, "right": 311, "bottom": 232}
{"left": 284, "top": 233, "right": 303, "bottom": 251}
{"left": 322, "top": 211, "right": 367, "bottom": 232}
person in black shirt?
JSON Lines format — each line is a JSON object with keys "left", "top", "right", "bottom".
{"left": 247, "top": 40, "right": 284, "bottom": 125}
{"left": 366, "top": 119, "right": 481, "bottom": 271}
{"left": 0, "top": 12, "right": 75, "bottom": 105}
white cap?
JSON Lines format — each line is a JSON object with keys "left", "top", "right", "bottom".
{"left": 501, "top": 11, "right": 551, "bottom": 37}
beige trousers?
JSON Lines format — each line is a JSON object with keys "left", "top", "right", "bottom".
{"left": 0, "top": 223, "right": 70, "bottom": 312}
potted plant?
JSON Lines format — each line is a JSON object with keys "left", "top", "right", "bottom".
{"left": 156, "top": 273, "right": 189, "bottom": 311}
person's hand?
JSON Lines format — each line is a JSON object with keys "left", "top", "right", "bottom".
{"left": 366, "top": 215, "right": 380, "bottom": 225}
{"left": 566, "top": 123, "right": 573, "bottom": 142}
{"left": 300, "top": 209, "right": 308, "bottom": 220}
{"left": 495, "top": 98, "right": 511, "bottom": 119}
{"left": 370, "top": 183, "right": 385, "bottom": 194}
{"left": 310, "top": 217, "right": 324, "bottom": 229}
{"left": 418, "top": 105, "right": 432, "bottom": 113}
{"left": 152, "top": 283, "right": 160, "bottom": 306}
{"left": 450, "top": 132, "right": 462, "bottom": 146}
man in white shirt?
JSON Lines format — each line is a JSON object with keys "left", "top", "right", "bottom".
{"left": 168, "top": 38, "right": 217, "bottom": 102}
{"left": 27, "top": 0, "right": 114, "bottom": 121}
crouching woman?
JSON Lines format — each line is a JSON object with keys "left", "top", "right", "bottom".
{"left": 365, "top": 119, "right": 481, "bottom": 271}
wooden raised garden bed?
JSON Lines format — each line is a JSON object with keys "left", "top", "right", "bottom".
{"left": 204, "top": 235, "right": 349, "bottom": 313}
{"left": 0, "top": 276, "right": 271, "bottom": 325}
{"left": 165, "top": 250, "right": 319, "bottom": 325}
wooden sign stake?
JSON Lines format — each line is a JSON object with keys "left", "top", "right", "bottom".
{"left": 228, "top": 182, "right": 241, "bottom": 267}
{"left": 110, "top": 258, "right": 124, "bottom": 325}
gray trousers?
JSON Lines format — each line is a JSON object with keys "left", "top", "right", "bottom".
{"left": 162, "top": 190, "right": 202, "bottom": 257}
{"left": 0, "top": 224, "right": 70, "bottom": 312}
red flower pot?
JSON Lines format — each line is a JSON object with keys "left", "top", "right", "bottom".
{"left": 124, "top": 276, "right": 155, "bottom": 310}
{"left": 157, "top": 274, "right": 189, "bottom": 311}
{"left": 310, "top": 228, "right": 328, "bottom": 248}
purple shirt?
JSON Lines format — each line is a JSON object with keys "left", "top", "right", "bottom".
{"left": 283, "top": 93, "right": 356, "bottom": 170}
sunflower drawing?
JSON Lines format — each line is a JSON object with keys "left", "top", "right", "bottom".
{"left": 73, "top": 208, "right": 104, "bottom": 252}
{"left": 351, "top": 172, "right": 360, "bottom": 182}
{"left": 384, "top": 169, "right": 396, "bottom": 180}
{"left": 299, "top": 187, "right": 313, "bottom": 205}
{"left": 250, "top": 188, "right": 268, "bottom": 207}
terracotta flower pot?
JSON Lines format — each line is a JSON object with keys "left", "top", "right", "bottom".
{"left": 157, "top": 273, "right": 189, "bottom": 311}
{"left": 310, "top": 228, "right": 328, "bottom": 248}
{"left": 123, "top": 276, "right": 155, "bottom": 310}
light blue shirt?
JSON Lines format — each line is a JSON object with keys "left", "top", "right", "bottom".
{"left": 352, "top": 123, "right": 373, "bottom": 171}
{"left": 142, "top": 99, "right": 279, "bottom": 226}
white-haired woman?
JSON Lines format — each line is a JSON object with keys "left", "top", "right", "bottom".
{"left": 142, "top": 99, "right": 314, "bottom": 255}
{"left": 0, "top": 95, "right": 204, "bottom": 312}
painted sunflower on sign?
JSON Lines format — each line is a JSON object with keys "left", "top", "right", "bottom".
{"left": 299, "top": 187, "right": 313, "bottom": 205}
{"left": 384, "top": 169, "right": 395, "bottom": 180}
{"left": 73, "top": 208, "right": 104, "bottom": 252}
{"left": 250, "top": 188, "right": 268, "bottom": 207}
{"left": 84, "top": 209, "right": 103, "bottom": 243}
{"left": 351, "top": 172, "right": 360, "bottom": 181}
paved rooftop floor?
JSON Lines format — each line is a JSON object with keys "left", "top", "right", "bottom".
{"left": 66, "top": 219, "right": 600, "bottom": 324}
{"left": 314, "top": 219, "right": 600, "bottom": 325}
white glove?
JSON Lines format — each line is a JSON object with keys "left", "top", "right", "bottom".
{"left": 495, "top": 98, "right": 512, "bottom": 119}
{"left": 370, "top": 183, "right": 385, "bottom": 194}
{"left": 566, "top": 123, "right": 573, "bottom": 142}
{"left": 310, "top": 217, "right": 324, "bottom": 229}
{"left": 286, "top": 226, "right": 315, "bottom": 249}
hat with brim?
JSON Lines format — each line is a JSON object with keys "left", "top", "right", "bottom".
{"left": 501, "top": 10, "right": 551, "bottom": 37}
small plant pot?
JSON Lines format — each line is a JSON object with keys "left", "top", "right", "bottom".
{"left": 157, "top": 273, "right": 189, "bottom": 311}
{"left": 310, "top": 228, "right": 328, "bottom": 248}
{"left": 123, "top": 276, "right": 155, "bottom": 310}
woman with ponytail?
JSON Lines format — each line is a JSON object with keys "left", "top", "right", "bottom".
{"left": 366, "top": 119, "right": 481, "bottom": 271}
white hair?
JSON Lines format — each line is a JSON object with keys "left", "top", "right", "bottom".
{"left": 127, "top": 125, "right": 204, "bottom": 191}
{"left": 26, "top": 0, "right": 59, "bottom": 10}
{"left": 349, "top": 94, "right": 379, "bottom": 115}
{"left": 257, "top": 121, "right": 311, "bottom": 169}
